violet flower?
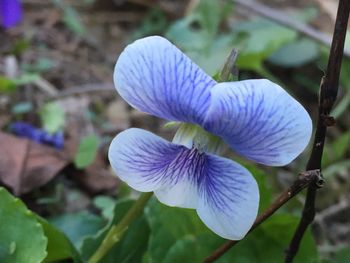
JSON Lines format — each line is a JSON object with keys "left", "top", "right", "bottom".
{"left": 108, "top": 36, "right": 312, "bottom": 240}
{"left": 0, "top": 0, "right": 22, "bottom": 29}
{"left": 11, "top": 121, "right": 64, "bottom": 149}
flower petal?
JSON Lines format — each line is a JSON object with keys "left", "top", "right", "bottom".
{"left": 196, "top": 154, "right": 259, "bottom": 240}
{"left": 0, "top": 0, "right": 22, "bottom": 29}
{"left": 203, "top": 79, "right": 312, "bottom": 166}
{"left": 114, "top": 36, "right": 216, "bottom": 124}
{"left": 108, "top": 128, "right": 198, "bottom": 208}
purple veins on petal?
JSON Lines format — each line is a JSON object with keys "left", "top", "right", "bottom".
{"left": 114, "top": 36, "right": 216, "bottom": 125}
{"left": 203, "top": 79, "right": 312, "bottom": 166}
{"left": 0, "top": 0, "right": 22, "bottom": 29}
{"left": 108, "top": 128, "right": 259, "bottom": 239}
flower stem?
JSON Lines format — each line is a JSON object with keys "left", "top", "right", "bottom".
{"left": 88, "top": 192, "right": 153, "bottom": 263}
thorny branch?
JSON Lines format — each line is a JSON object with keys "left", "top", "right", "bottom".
{"left": 285, "top": 0, "right": 350, "bottom": 261}
{"left": 203, "top": 0, "right": 349, "bottom": 262}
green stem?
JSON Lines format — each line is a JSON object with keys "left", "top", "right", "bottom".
{"left": 88, "top": 192, "right": 153, "bottom": 263}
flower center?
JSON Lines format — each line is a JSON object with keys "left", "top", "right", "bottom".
{"left": 172, "top": 123, "right": 226, "bottom": 155}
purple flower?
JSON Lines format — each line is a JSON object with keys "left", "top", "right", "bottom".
{"left": 108, "top": 36, "right": 312, "bottom": 240}
{"left": 11, "top": 121, "right": 64, "bottom": 149}
{"left": 0, "top": 0, "right": 22, "bottom": 29}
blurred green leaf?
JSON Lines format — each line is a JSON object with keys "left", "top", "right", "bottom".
{"left": 235, "top": 20, "right": 297, "bottom": 70}
{"left": 166, "top": 0, "right": 233, "bottom": 75}
{"left": 187, "top": 35, "right": 234, "bottom": 76}
{"left": 39, "top": 102, "right": 65, "bottom": 133}
{"left": 145, "top": 199, "right": 317, "bottom": 263}
{"left": 0, "top": 76, "right": 17, "bottom": 93}
{"left": 323, "top": 160, "right": 350, "bottom": 178}
{"left": 81, "top": 198, "right": 150, "bottom": 263}
{"left": 332, "top": 132, "right": 350, "bottom": 160}
{"left": 13, "top": 73, "right": 39, "bottom": 85}
{"left": 22, "top": 58, "right": 55, "bottom": 73}
{"left": 11, "top": 102, "right": 33, "bottom": 115}
{"left": 323, "top": 132, "right": 350, "bottom": 167}
{"left": 63, "top": 6, "right": 86, "bottom": 36}
{"left": 93, "top": 196, "right": 116, "bottom": 220}
{"left": 331, "top": 92, "right": 350, "bottom": 118}
{"left": 133, "top": 8, "right": 168, "bottom": 39}
{"left": 36, "top": 216, "right": 81, "bottom": 263}
{"left": 52, "top": 0, "right": 86, "bottom": 35}
{"left": 74, "top": 135, "right": 99, "bottom": 169}
{"left": 334, "top": 247, "right": 350, "bottom": 263}
{"left": 163, "top": 233, "right": 222, "bottom": 263}
{"left": 11, "top": 39, "right": 30, "bottom": 56}
{"left": 0, "top": 187, "right": 47, "bottom": 263}
{"left": 269, "top": 38, "right": 319, "bottom": 67}
{"left": 50, "top": 211, "right": 106, "bottom": 250}
{"left": 246, "top": 164, "right": 273, "bottom": 211}
{"left": 145, "top": 198, "right": 212, "bottom": 262}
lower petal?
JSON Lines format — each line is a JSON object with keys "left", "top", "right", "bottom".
{"left": 196, "top": 154, "right": 259, "bottom": 240}
{"left": 109, "top": 128, "right": 259, "bottom": 239}
{"left": 108, "top": 128, "right": 198, "bottom": 208}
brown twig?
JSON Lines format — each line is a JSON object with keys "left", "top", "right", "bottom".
{"left": 202, "top": 170, "right": 323, "bottom": 263}
{"left": 233, "top": 0, "right": 350, "bottom": 58}
{"left": 285, "top": 0, "right": 350, "bottom": 262}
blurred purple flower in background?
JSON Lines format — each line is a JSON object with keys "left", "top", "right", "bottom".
{"left": 0, "top": 0, "right": 22, "bottom": 29}
{"left": 11, "top": 122, "right": 64, "bottom": 149}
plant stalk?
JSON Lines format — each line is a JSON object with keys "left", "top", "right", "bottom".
{"left": 88, "top": 192, "right": 153, "bottom": 263}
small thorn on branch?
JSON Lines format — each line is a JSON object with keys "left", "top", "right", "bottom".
{"left": 321, "top": 115, "right": 336, "bottom": 127}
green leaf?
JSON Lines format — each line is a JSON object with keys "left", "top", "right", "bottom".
{"left": 145, "top": 198, "right": 318, "bottom": 262}
{"left": 0, "top": 187, "right": 47, "bottom": 263}
{"left": 0, "top": 76, "right": 17, "bottom": 93}
{"left": 13, "top": 73, "right": 39, "bottom": 85}
{"left": 74, "top": 135, "right": 99, "bottom": 169}
{"left": 93, "top": 196, "right": 116, "bottom": 220}
{"left": 145, "top": 198, "right": 212, "bottom": 262}
{"left": 163, "top": 234, "right": 222, "bottom": 263}
{"left": 268, "top": 38, "right": 319, "bottom": 67}
{"left": 49, "top": 211, "right": 107, "bottom": 250}
{"left": 165, "top": 0, "right": 233, "bottom": 75}
{"left": 81, "top": 198, "right": 150, "bottom": 263}
{"left": 36, "top": 216, "right": 81, "bottom": 263}
{"left": 332, "top": 132, "right": 350, "bottom": 160}
{"left": 132, "top": 8, "right": 168, "bottom": 39}
{"left": 63, "top": 6, "right": 86, "bottom": 36}
{"left": 334, "top": 247, "right": 350, "bottom": 263}
{"left": 11, "top": 102, "right": 33, "bottom": 115}
{"left": 39, "top": 102, "right": 65, "bottom": 134}
{"left": 245, "top": 164, "right": 273, "bottom": 211}
{"left": 233, "top": 19, "right": 297, "bottom": 71}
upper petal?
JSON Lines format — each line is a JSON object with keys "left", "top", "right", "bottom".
{"left": 203, "top": 79, "right": 312, "bottom": 166}
{"left": 114, "top": 36, "right": 216, "bottom": 124}
{"left": 196, "top": 154, "right": 259, "bottom": 240}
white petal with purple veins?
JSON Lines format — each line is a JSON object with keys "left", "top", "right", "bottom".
{"left": 114, "top": 36, "right": 216, "bottom": 124}
{"left": 108, "top": 128, "right": 199, "bottom": 208}
{"left": 196, "top": 154, "right": 259, "bottom": 240}
{"left": 203, "top": 79, "right": 312, "bottom": 166}
{"left": 108, "top": 128, "right": 259, "bottom": 239}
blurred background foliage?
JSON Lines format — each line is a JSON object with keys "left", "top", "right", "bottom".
{"left": 0, "top": 0, "right": 350, "bottom": 262}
